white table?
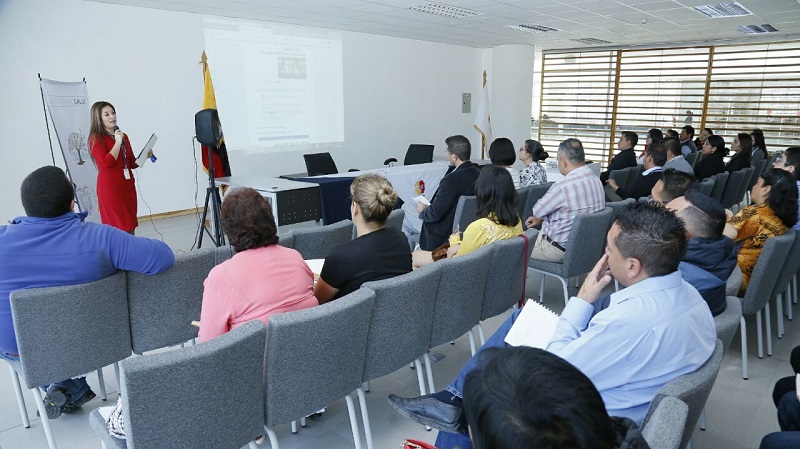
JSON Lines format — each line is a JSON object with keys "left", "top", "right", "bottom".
{"left": 215, "top": 176, "right": 321, "bottom": 226}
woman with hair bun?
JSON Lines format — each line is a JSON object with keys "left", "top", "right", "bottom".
{"left": 518, "top": 139, "right": 549, "bottom": 187}
{"left": 314, "top": 174, "right": 412, "bottom": 304}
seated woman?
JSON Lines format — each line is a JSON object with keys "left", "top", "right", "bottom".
{"left": 694, "top": 135, "right": 728, "bottom": 181}
{"left": 724, "top": 169, "right": 798, "bottom": 296}
{"left": 518, "top": 139, "right": 549, "bottom": 187}
{"left": 314, "top": 174, "right": 412, "bottom": 304}
{"left": 488, "top": 137, "right": 520, "bottom": 189}
{"left": 413, "top": 165, "right": 523, "bottom": 268}
{"left": 725, "top": 133, "right": 752, "bottom": 173}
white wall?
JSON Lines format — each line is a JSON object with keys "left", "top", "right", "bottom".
{"left": 491, "top": 45, "right": 534, "bottom": 171}
{"left": 0, "top": 0, "right": 486, "bottom": 219}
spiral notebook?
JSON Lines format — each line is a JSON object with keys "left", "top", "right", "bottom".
{"left": 504, "top": 300, "right": 560, "bottom": 349}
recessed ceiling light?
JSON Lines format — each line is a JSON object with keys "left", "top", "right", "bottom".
{"left": 693, "top": 2, "right": 752, "bottom": 18}
{"left": 504, "top": 24, "right": 560, "bottom": 33}
{"left": 409, "top": 4, "right": 482, "bottom": 19}
{"left": 571, "top": 38, "right": 612, "bottom": 45}
{"left": 737, "top": 24, "right": 779, "bottom": 34}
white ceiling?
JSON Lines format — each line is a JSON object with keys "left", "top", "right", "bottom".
{"left": 90, "top": 0, "right": 800, "bottom": 50}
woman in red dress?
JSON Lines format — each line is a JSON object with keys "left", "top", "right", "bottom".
{"left": 88, "top": 101, "right": 149, "bottom": 234}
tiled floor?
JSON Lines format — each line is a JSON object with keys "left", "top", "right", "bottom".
{"left": 0, "top": 213, "right": 793, "bottom": 449}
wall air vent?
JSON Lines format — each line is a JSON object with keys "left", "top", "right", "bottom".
{"left": 504, "top": 24, "right": 560, "bottom": 33}
{"left": 736, "top": 24, "right": 779, "bottom": 34}
{"left": 571, "top": 38, "right": 612, "bottom": 45}
{"left": 409, "top": 4, "right": 482, "bottom": 19}
{"left": 693, "top": 2, "right": 752, "bottom": 18}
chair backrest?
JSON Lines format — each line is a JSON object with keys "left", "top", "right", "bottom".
{"left": 587, "top": 161, "right": 602, "bottom": 177}
{"left": 481, "top": 235, "right": 527, "bottom": 320}
{"left": 608, "top": 169, "right": 630, "bottom": 190}
{"left": 452, "top": 195, "right": 479, "bottom": 233}
{"left": 716, "top": 296, "right": 743, "bottom": 352}
{"left": 741, "top": 231, "right": 795, "bottom": 315}
{"left": 429, "top": 245, "right": 493, "bottom": 347}
{"left": 122, "top": 320, "right": 266, "bottom": 449}
{"left": 303, "top": 152, "right": 339, "bottom": 176}
{"left": 361, "top": 264, "right": 442, "bottom": 382}
{"left": 560, "top": 207, "right": 615, "bottom": 278}
{"left": 522, "top": 182, "right": 553, "bottom": 229}
{"left": 685, "top": 152, "right": 699, "bottom": 167}
{"left": 736, "top": 166, "right": 756, "bottom": 206}
{"left": 752, "top": 159, "right": 767, "bottom": 184}
{"left": 770, "top": 230, "right": 800, "bottom": 303}
{"left": 696, "top": 177, "right": 715, "bottom": 197}
{"left": 641, "top": 396, "right": 689, "bottom": 449}
{"left": 709, "top": 171, "right": 728, "bottom": 202}
{"left": 404, "top": 144, "right": 435, "bottom": 165}
{"left": 720, "top": 169, "right": 748, "bottom": 209}
{"left": 214, "top": 245, "right": 237, "bottom": 264}
{"left": 516, "top": 187, "right": 529, "bottom": 223}
{"left": 641, "top": 339, "right": 724, "bottom": 449}
{"left": 291, "top": 220, "right": 354, "bottom": 259}
{"left": 278, "top": 230, "right": 296, "bottom": 249}
{"left": 622, "top": 165, "right": 643, "bottom": 192}
{"left": 127, "top": 247, "right": 216, "bottom": 354}
{"left": 606, "top": 198, "right": 636, "bottom": 218}
{"left": 353, "top": 209, "right": 405, "bottom": 239}
{"left": 264, "top": 288, "right": 375, "bottom": 426}
{"left": 10, "top": 271, "right": 131, "bottom": 388}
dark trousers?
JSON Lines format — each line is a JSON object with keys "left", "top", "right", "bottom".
{"left": 773, "top": 346, "right": 800, "bottom": 407}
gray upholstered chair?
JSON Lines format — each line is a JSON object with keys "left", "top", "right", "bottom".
{"left": 685, "top": 152, "right": 699, "bottom": 167}
{"left": 278, "top": 230, "right": 296, "bottom": 249}
{"left": 516, "top": 187, "right": 529, "bottom": 223}
{"left": 641, "top": 396, "right": 689, "bottom": 449}
{"left": 622, "top": 165, "right": 643, "bottom": 192}
{"left": 606, "top": 198, "right": 636, "bottom": 218}
{"left": 528, "top": 207, "right": 615, "bottom": 306}
{"left": 291, "top": 219, "right": 354, "bottom": 259}
{"left": 521, "top": 182, "right": 553, "bottom": 230}
{"left": 771, "top": 230, "right": 800, "bottom": 337}
{"left": 641, "top": 339, "right": 724, "bottom": 449}
{"left": 452, "top": 195, "right": 478, "bottom": 233}
{"left": 738, "top": 231, "right": 795, "bottom": 379}
{"left": 263, "top": 288, "right": 375, "bottom": 449}
{"left": 126, "top": 247, "right": 216, "bottom": 354}
{"left": 747, "top": 160, "right": 767, "bottom": 203}
{"left": 607, "top": 169, "right": 632, "bottom": 192}
{"left": 719, "top": 169, "right": 748, "bottom": 209}
{"left": 709, "top": 171, "right": 728, "bottom": 202}
{"left": 9, "top": 271, "right": 130, "bottom": 449}
{"left": 88, "top": 320, "right": 267, "bottom": 449}
{"left": 214, "top": 244, "right": 236, "bottom": 264}
{"left": 732, "top": 166, "right": 755, "bottom": 212}
{"left": 716, "top": 296, "right": 743, "bottom": 352}
{"left": 695, "top": 177, "right": 715, "bottom": 197}
{"left": 352, "top": 209, "right": 405, "bottom": 239}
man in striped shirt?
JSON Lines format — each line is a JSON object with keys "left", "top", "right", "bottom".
{"left": 525, "top": 138, "right": 606, "bottom": 262}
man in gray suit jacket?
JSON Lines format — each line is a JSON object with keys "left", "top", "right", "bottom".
{"left": 662, "top": 137, "right": 694, "bottom": 174}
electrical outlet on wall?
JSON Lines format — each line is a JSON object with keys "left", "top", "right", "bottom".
{"left": 462, "top": 93, "right": 471, "bottom": 113}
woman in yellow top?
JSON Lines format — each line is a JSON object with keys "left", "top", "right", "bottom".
{"left": 413, "top": 165, "right": 522, "bottom": 268}
{"left": 724, "top": 168, "right": 798, "bottom": 296}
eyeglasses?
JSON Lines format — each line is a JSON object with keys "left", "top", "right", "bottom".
{"left": 774, "top": 158, "right": 789, "bottom": 166}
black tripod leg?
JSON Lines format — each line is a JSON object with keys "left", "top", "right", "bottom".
{"left": 212, "top": 187, "right": 226, "bottom": 246}
{"left": 197, "top": 186, "right": 213, "bottom": 249}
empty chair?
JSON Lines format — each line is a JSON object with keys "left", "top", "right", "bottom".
{"left": 452, "top": 195, "right": 478, "bottom": 233}
{"left": 709, "top": 171, "right": 728, "bottom": 203}
{"left": 770, "top": 230, "right": 800, "bottom": 337}
{"left": 303, "top": 152, "right": 339, "bottom": 176}
{"left": 89, "top": 320, "right": 267, "bottom": 449}
{"left": 521, "top": 182, "right": 553, "bottom": 230}
{"left": 404, "top": 144, "right": 435, "bottom": 165}
{"left": 719, "top": 169, "right": 748, "bottom": 209}
{"left": 291, "top": 219, "right": 354, "bottom": 259}
{"left": 263, "top": 288, "right": 375, "bottom": 449}
{"left": 641, "top": 396, "right": 689, "bottom": 449}
{"left": 528, "top": 207, "right": 615, "bottom": 306}
{"left": 127, "top": 247, "right": 217, "bottom": 354}
{"left": 695, "top": 177, "right": 715, "bottom": 197}
{"left": 9, "top": 272, "right": 131, "bottom": 449}
{"left": 685, "top": 152, "right": 699, "bottom": 167}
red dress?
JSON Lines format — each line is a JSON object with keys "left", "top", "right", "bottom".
{"left": 89, "top": 133, "right": 138, "bottom": 232}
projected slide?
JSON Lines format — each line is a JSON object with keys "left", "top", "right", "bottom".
{"left": 203, "top": 19, "right": 345, "bottom": 154}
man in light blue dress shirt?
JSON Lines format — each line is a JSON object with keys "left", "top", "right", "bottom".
{"left": 389, "top": 202, "right": 717, "bottom": 448}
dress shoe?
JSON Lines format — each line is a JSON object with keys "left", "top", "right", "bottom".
{"left": 387, "top": 393, "right": 464, "bottom": 433}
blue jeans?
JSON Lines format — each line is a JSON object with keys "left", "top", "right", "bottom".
{"left": 1, "top": 351, "right": 91, "bottom": 403}
{"left": 778, "top": 391, "right": 800, "bottom": 432}
{"left": 760, "top": 432, "right": 800, "bottom": 449}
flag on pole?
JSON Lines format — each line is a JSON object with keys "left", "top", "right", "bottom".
{"left": 474, "top": 72, "right": 492, "bottom": 158}
{"left": 200, "top": 51, "right": 232, "bottom": 178}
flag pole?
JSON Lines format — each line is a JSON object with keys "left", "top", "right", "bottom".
{"left": 481, "top": 70, "right": 487, "bottom": 159}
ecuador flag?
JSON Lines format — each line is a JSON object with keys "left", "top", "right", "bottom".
{"left": 200, "top": 51, "right": 232, "bottom": 178}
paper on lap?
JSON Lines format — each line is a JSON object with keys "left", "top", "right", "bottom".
{"left": 305, "top": 259, "right": 325, "bottom": 276}
{"left": 504, "top": 300, "right": 560, "bottom": 349}
{"left": 412, "top": 195, "right": 430, "bottom": 206}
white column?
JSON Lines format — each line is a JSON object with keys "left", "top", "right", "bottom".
{"left": 490, "top": 45, "right": 535, "bottom": 166}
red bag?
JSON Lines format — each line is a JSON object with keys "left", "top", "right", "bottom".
{"left": 402, "top": 439, "right": 437, "bottom": 449}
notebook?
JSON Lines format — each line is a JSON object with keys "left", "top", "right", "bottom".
{"left": 504, "top": 300, "right": 560, "bottom": 349}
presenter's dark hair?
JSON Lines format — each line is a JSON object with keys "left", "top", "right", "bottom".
{"left": 475, "top": 165, "right": 519, "bottom": 227}
{"left": 761, "top": 168, "right": 799, "bottom": 228}
{"left": 489, "top": 138, "right": 516, "bottom": 166}
{"left": 21, "top": 166, "right": 74, "bottom": 218}
{"left": 679, "top": 189, "right": 726, "bottom": 239}
{"left": 350, "top": 174, "right": 397, "bottom": 225}
{"left": 521, "top": 139, "right": 549, "bottom": 162}
{"left": 614, "top": 202, "right": 687, "bottom": 276}
{"left": 621, "top": 131, "right": 638, "bottom": 147}
{"left": 221, "top": 187, "right": 279, "bottom": 252}
{"left": 706, "top": 135, "right": 727, "bottom": 156}
{"left": 463, "top": 346, "right": 616, "bottom": 449}
{"left": 659, "top": 169, "right": 694, "bottom": 203}
{"left": 446, "top": 135, "right": 471, "bottom": 162}
{"left": 88, "top": 101, "right": 116, "bottom": 166}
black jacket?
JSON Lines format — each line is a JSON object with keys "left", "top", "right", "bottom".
{"left": 694, "top": 152, "right": 726, "bottom": 181}
{"left": 679, "top": 236, "right": 738, "bottom": 316}
{"left": 419, "top": 161, "right": 481, "bottom": 250}
{"left": 615, "top": 168, "right": 663, "bottom": 200}
{"left": 601, "top": 148, "right": 637, "bottom": 183}
{"left": 726, "top": 151, "right": 751, "bottom": 173}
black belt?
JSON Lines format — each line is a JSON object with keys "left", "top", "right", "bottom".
{"left": 542, "top": 234, "right": 566, "bottom": 252}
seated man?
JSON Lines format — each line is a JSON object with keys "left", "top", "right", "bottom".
{"left": 0, "top": 166, "right": 175, "bottom": 419}
{"left": 773, "top": 147, "right": 800, "bottom": 230}
{"left": 680, "top": 125, "right": 697, "bottom": 156}
{"left": 606, "top": 142, "right": 667, "bottom": 200}
{"left": 463, "top": 346, "right": 647, "bottom": 449}
{"left": 418, "top": 135, "right": 481, "bottom": 250}
{"left": 389, "top": 202, "right": 716, "bottom": 448}
{"left": 526, "top": 138, "right": 605, "bottom": 263}
{"left": 666, "top": 190, "right": 738, "bottom": 316}
{"left": 662, "top": 137, "right": 694, "bottom": 174}
{"left": 650, "top": 168, "right": 695, "bottom": 205}
{"left": 600, "top": 131, "right": 638, "bottom": 183}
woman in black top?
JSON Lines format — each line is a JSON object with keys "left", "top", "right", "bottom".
{"left": 314, "top": 174, "right": 412, "bottom": 304}
{"left": 726, "top": 133, "right": 752, "bottom": 173}
{"left": 694, "top": 135, "right": 728, "bottom": 181}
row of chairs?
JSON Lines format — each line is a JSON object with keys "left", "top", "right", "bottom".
{"left": 452, "top": 182, "right": 555, "bottom": 234}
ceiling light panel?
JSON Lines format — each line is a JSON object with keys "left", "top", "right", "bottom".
{"left": 504, "top": 24, "right": 561, "bottom": 33}
{"left": 408, "top": 4, "right": 482, "bottom": 19}
{"left": 736, "top": 24, "right": 779, "bottom": 34}
{"left": 693, "top": 2, "right": 753, "bottom": 18}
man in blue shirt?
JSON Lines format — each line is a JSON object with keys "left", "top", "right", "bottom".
{"left": 389, "top": 202, "right": 717, "bottom": 447}
{"left": 0, "top": 166, "right": 175, "bottom": 419}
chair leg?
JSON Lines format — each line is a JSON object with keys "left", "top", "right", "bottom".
{"left": 477, "top": 323, "right": 485, "bottom": 346}
{"left": 300, "top": 417, "right": 307, "bottom": 427}
{"left": 699, "top": 409, "right": 707, "bottom": 430}
{"left": 538, "top": 274, "right": 545, "bottom": 303}
{"left": 765, "top": 302, "right": 773, "bottom": 356}
{"left": 756, "top": 310, "right": 764, "bottom": 359}
{"left": 467, "top": 330, "right": 477, "bottom": 356}
{"left": 423, "top": 353, "right": 435, "bottom": 394}
{"left": 344, "top": 394, "right": 363, "bottom": 449}
{"left": 558, "top": 276, "right": 569, "bottom": 307}
{"left": 264, "top": 427, "right": 279, "bottom": 449}
{"left": 291, "top": 421, "right": 297, "bottom": 434}
{"left": 793, "top": 275, "right": 798, "bottom": 305}
{"left": 31, "top": 388, "right": 58, "bottom": 449}
{"left": 357, "top": 387, "right": 374, "bottom": 449}
{"left": 113, "top": 362, "right": 121, "bottom": 392}
{"left": 777, "top": 294, "right": 784, "bottom": 338}
{"left": 413, "top": 358, "right": 431, "bottom": 431}
{"left": 788, "top": 288, "right": 794, "bottom": 321}
{"left": 96, "top": 369, "right": 107, "bottom": 401}
{"left": 249, "top": 442, "right": 259, "bottom": 449}
{"left": 363, "top": 381, "right": 370, "bottom": 393}
{"left": 741, "top": 316, "right": 748, "bottom": 379}
{"left": 9, "top": 365, "right": 30, "bottom": 428}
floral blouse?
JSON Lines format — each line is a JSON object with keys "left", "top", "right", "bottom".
{"left": 520, "top": 161, "right": 547, "bottom": 187}
{"left": 728, "top": 203, "right": 788, "bottom": 295}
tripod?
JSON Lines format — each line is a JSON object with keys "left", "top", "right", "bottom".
{"left": 197, "top": 144, "right": 226, "bottom": 248}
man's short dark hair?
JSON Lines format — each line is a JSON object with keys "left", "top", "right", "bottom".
{"left": 463, "top": 346, "right": 616, "bottom": 449}
{"left": 21, "top": 166, "right": 74, "bottom": 218}
{"left": 645, "top": 142, "right": 668, "bottom": 166}
{"left": 558, "top": 138, "right": 585, "bottom": 163}
{"left": 614, "top": 202, "right": 688, "bottom": 277}
{"left": 783, "top": 147, "right": 800, "bottom": 181}
{"left": 682, "top": 125, "right": 695, "bottom": 138}
{"left": 661, "top": 137, "right": 682, "bottom": 158}
{"left": 666, "top": 129, "right": 679, "bottom": 139}
{"left": 659, "top": 169, "right": 695, "bottom": 203}
{"left": 679, "top": 189, "right": 726, "bottom": 239}
{"left": 488, "top": 138, "right": 516, "bottom": 166}
{"left": 221, "top": 187, "right": 279, "bottom": 252}
{"left": 621, "top": 131, "right": 638, "bottom": 148}
{"left": 446, "top": 135, "right": 471, "bottom": 162}
{"left": 704, "top": 128, "right": 713, "bottom": 136}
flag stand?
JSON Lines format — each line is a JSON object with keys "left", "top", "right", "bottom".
{"left": 197, "top": 144, "right": 225, "bottom": 249}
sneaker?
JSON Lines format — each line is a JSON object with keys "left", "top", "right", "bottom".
{"left": 43, "top": 386, "right": 71, "bottom": 420}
